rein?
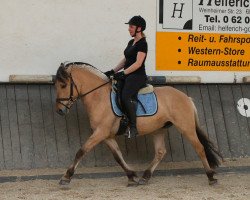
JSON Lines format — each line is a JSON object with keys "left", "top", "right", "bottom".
{"left": 56, "top": 71, "right": 111, "bottom": 109}
{"left": 78, "top": 80, "right": 111, "bottom": 99}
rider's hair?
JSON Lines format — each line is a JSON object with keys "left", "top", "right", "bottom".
{"left": 141, "top": 32, "right": 146, "bottom": 38}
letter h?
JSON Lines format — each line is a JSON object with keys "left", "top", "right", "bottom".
{"left": 172, "top": 3, "right": 184, "bottom": 18}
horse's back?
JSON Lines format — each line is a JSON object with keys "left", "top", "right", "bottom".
{"left": 153, "top": 85, "right": 194, "bottom": 113}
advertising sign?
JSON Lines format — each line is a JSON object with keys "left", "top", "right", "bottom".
{"left": 156, "top": 0, "right": 250, "bottom": 71}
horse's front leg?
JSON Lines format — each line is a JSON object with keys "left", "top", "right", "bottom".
{"left": 59, "top": 128, "right": 109, "bottom": 185}
{"left": 104, "top": 138, "right": 138, "bottom": 187}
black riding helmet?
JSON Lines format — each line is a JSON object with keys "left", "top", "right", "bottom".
{"left": 125, "top": 15, "right": 146, "bottom": 36}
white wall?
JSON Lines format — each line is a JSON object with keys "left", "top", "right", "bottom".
{"left": 0, "top": 0, "right": 249, "bottom": 83}
{"left": 0, "top": 0, "right": 156, "bottom": 82}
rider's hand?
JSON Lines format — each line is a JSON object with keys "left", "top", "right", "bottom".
{"left": 104, "top": 69, "right": 115, "bottom": 78}
{"left": 113, "top": 71, "right": 125, "bottom": 80}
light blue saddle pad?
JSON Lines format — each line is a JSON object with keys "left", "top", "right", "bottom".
{"left": 110, "top": 91, "right": 158, "bottom": 117}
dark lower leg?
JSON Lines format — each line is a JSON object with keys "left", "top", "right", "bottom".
{"left": 60, "top": 149, "right": 85, "bottom": 185}
{"left": 140, "top": 132, "right": 166, "bottom": 184}
{"left": 105, "top": 138, "right": 138, "bottom": 185}
{"left": 139, "top": 161, "right": 160, "bottom": 185}
{"left": 189, "top": 137, "right": 217, "bottom": 184}
{"left": 206, "top": 170, "right": 217, "bottom": 185}
{"left": 69, "top": 149, "right": 84, "bottom": 176}
{"left": 140, "top": 154, "right": 164, "bottom": 185}
{"left": 113, "top": 152, "right": 137, "bottom": 179}
{"left": 141, "top": 159, "right": 160, "bottom": 181}
{"left": 141, "top": 169, "right": 152, "bottom": 180}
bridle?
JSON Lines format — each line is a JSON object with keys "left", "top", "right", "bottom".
{"left": 56, "top": 73, "right": 111, "bottom": 110}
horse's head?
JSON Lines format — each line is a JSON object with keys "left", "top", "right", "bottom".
{"left": 55, "top": 63, "right": 80, "bottom": 115}
{"left": 55, "top": 62, "right": 110, "bottom": 115}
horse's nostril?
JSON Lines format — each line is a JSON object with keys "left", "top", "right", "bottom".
{"left": 57, "top": 109, "right": 64, "bottom": 115}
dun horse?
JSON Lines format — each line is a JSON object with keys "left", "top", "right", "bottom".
{"left": 55, "top": 62, "right": 222, "bottom": 186}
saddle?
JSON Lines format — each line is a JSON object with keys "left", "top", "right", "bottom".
{"left": 111, "top": 83, "right": 158, "bottom": 135}
{"left": 138, "top": 84, "right": 154, "bottom": 94}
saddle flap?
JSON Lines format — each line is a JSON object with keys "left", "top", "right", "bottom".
{"left": 111, "top": 91, "right": 158, "bottom": 117}
{"left": 138, "top": 84, "right": 154, "bottom": 94}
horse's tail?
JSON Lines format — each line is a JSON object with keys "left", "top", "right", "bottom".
{"left": 190, "top": 98, "right": 223, "bottom": 168}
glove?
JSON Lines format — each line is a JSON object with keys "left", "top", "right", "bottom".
{"left": 104, "top": 69, "right": 115, "bottom": 78}
{"left": 113, "top": 71, "right": 125, "bottom": 80}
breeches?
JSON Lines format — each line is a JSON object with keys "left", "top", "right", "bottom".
{"left": 117, "top": 74, "right": 147, "bottom": 106}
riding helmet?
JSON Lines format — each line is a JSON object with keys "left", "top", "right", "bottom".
{"left": 125, "top": 15, "right": 146, "bottom": 31}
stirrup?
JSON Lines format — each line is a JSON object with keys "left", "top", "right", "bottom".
{"left": 126, "top": 127, "right": 138, "bottom": 139}
{"left": 127, "top": 129, "right": 132, "bottom": 139}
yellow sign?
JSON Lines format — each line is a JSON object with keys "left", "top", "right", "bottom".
{"left": 156, "top": 32, "right": 250, "bottom": 71}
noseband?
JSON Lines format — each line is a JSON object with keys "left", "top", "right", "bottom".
{"left": 56, "top": 74, "right": 110, "bottom": 110}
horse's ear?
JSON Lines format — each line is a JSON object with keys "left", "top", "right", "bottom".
{"left": 60, "top": 63, "right": 64, "bottom": 68}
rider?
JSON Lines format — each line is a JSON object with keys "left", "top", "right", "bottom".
{"left": 105, "top": 15, "right": 148, "bottom": 138}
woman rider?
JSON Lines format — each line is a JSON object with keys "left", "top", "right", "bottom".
{"left": 105, "top": 15, "right": 148, "bottom": 138}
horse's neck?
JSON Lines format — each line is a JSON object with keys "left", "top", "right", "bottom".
{"left": 82, "top": 85, "right": 111, "bottom": 130}
{"left": 75, "top": 67, "right": 109, "bottom": 94}
{"left": 76, "top": 69, "right": 111, "bottom": 128}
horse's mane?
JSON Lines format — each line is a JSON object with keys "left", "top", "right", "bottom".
{"left": 55, "top": 63, "right": 70, "bottom": 84}
{"left": 55, "top": 62, "right": 108, "bottom": 84}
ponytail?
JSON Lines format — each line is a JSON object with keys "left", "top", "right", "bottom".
{"left": 141, "top": 32, "right": 146, "bottom": 38}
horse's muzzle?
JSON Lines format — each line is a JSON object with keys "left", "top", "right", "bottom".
{"left": 57, "top": 107, "right": 68, "bottom": 116}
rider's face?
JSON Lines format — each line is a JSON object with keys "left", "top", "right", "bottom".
{"left": 128, "top": 25, "right": 136, "bottom": 37}
{"left": 128, "top": 25, "right": 142, "bottom": 37}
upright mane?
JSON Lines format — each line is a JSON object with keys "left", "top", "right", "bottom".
{"left": 56, "top": 63, "right": 70, "bottom": 84}
{"left": 55, "top": 62, "right": 108, "bottom": 84}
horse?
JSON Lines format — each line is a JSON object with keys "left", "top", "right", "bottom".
{"left": 55, "top": 62, "right": 222, "bottom": 186}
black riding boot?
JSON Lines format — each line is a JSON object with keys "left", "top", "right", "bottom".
{"left": 125, "top": 99, "right": 138, "bottom": 138}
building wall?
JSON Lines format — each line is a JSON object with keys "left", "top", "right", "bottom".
{"left": 1, "top": 0, "right": 249, "bottom": 83}
{"left": 0, "top": 84, "right": 249, "bottom": 170}
{"left": 0, "top": 0, "right": 156, "bottom": 82}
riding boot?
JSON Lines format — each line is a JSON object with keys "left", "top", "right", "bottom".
{"left": 125, "top": 99, "right": 138, "bottom": 138}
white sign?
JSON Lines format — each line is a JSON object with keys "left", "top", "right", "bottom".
{"left": 163, "top": 0, "right": 193, "bottom": 30}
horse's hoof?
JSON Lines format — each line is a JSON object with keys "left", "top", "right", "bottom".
{"left": 138, "top": 178, "right": 148, "bottom": 185}
{"left": 209, "top": 178, "right": 218, "bottom": 185}
{"left": 127, "top": 179, "right": 139, "bottom": 187}
{"left": 59, "top": 177, "right": 71, "bottom": 186}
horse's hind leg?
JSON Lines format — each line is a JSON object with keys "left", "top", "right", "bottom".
{"left": 185, "top": 132, "right": 217, "bottom": 184}
{"left": 139, "top": 129, "right": 166, "bottom": 185}
{"left": 104, "top": 138, "right": 138, "bottom": 187}
{"left": 176, "top": 123, "right": 217, "bottom": 185}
